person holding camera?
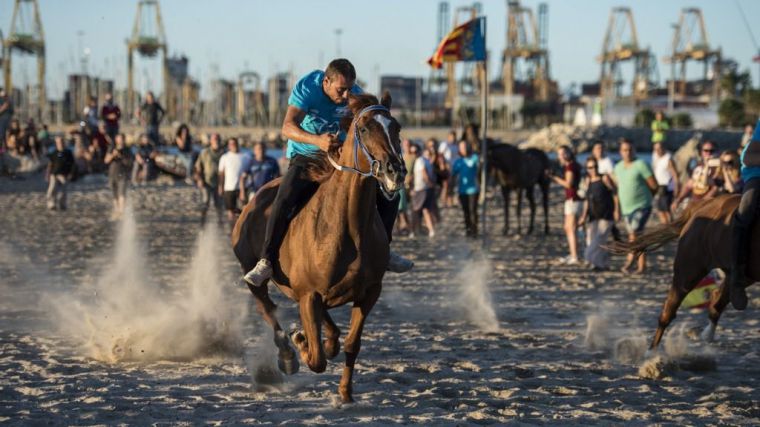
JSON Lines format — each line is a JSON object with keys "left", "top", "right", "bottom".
{"left": 672, "top": 140, "right": 719, "bottom": 209}
{"left": 104, "top": 133, "right": 133, "bottom": 219}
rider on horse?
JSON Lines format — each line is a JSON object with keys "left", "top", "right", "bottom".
{"left": 243, "top": 59, "right": 414, "bottom": 287}
{"left": 729, "top": 119, "right": 760, "bottom": 310}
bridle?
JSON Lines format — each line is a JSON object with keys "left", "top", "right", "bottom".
{"left": 326, "top": 104, "right": 403, "bottom": 199}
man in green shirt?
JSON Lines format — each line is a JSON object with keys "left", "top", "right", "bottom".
{"left": 651, "top": 111, "right": 669, "bottom": 144}
{"left": 194, "top": 133, "right": 224, "bottom": 225}
{"left": 612, "top": 139, "right": 658, "bottom": 273}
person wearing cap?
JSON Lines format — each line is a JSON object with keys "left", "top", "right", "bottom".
{"left": 728, "top": 120, "right": 760, "bottom": 310}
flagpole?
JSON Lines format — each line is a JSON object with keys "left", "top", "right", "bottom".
{"left": 480, "top": 17, "right": 488, "bottom": 248}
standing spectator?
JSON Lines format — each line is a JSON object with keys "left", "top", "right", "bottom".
{"left": 138, "top": 91, "right": 165, "bottom": 145}
{"left": 72, "top": 132, "right": 93, "bottom": 175}
{"left": 46, "top": 136, "right": 75, "bottom": 211}
{"left": 104, "top": 134, "right": 133, "bottom": 220}
{"left": 579, "top": 157, "right": 619, "bottom": 271}
{"left": 451, "top": 140, "right": 479, "bottom": 237}
{"left": 174, "top": 124, "right": 195, "bottom": 183}
{"left": 240, "top": 141, "right": 280, "bottom": 202}
{"left": 650, "top": 111, "right": 669, "bottom": 145}
{"left": 194, "top": 133, "right": 224, "bottom": 225}
{"left": 82, "top": 96, "right": 99, "bottom": 137}
{"left": 411, "top": 145, "right": 437, "bottom": 237}
{"left": 395, "top": 138, "right": 415, "bottom": 235}
{"left": 612, "top": 139, "right": 658, "bottom": 274}
{"left": 673, "top": 140, "right": 719, "bottom": 208}
{"left": 651, "top": 141, "right": 680, "bottom": 224}
{"left": 591, "top": 140, "right": 614, "bottom": 176}
{"left": 217, "top": 137, "right": 246, "bottom": 228}
{"left": 37, "top": 124, "right": 51, "bottom": 153}
{"left": 132, "top": 134, "right": 156, "bottom": 184}
{"left": 715, "top": 150, "right": 743, "bottom": 195}
{"left": 100, "top": 92, "right": 121, "bottom": 143}
{"left": 0, "top": 89, "right": 13, "bottom": 150}
{"left": 550, "top": 145, "right": 582, "bottom": 265}
{"left": 438, "top": 130, "right": 460, "bottom": 207}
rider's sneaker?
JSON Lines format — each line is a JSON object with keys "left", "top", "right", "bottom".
{"left": 244, "top": 258, "right": 273, "bottom": 287}
{"left": 387, "top": 251, "right": 414, "bottom": 273}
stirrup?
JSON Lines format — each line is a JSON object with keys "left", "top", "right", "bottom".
{"left": 244, "top": 259, "right": 273, "bottom": 287}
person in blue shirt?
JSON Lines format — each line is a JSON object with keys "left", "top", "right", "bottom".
{"left": 239, "top": 141, "right": 280, "bottom": 202}
{"left": 243, "top": 59, "right": 414, "bottom": 287}
{"left": 729, "top": 119, "right": 760, "bottom": 310}
{"left": 451, "top": 140, "right": 480, "bottom": 237}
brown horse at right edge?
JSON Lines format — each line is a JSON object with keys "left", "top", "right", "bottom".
{"left": 610, "top": 195, "right": 758, "bottom": 350}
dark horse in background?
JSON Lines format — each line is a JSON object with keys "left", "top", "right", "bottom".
{"left": 465, "top": 124, "right": 550, "bottom": 235}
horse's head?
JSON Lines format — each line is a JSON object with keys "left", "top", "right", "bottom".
{"left": 333, "top": 92, "right": 405, "bottom": 199}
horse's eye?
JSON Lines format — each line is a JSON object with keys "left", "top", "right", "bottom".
{"left": 360, "top": 127, "right": 368, "bottom": 134}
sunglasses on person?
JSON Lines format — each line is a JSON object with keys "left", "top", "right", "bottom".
{"left": 702, "top": 148, "right": 715, "bottom": 153}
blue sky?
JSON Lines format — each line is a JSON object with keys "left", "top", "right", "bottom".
{"left": 2, "top": 0, "right": 759, "bottom": 99}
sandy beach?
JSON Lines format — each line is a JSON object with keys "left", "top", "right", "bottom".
{"left": 1, "top": 173, "right": 759, "bottom": 425}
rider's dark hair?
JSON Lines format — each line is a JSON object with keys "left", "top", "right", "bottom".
{"left": 325, "top": 59, "right": 356, "bottom": 81}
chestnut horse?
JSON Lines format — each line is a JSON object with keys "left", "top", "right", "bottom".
{"left": 610, "top": 195, "right": 758, "bottom": 350}
{"left": 231, "top": 93, "right": 405, "bottom": 402}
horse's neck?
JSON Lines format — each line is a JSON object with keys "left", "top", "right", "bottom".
{"left": 323, "top": 141, "right": 377, "bottom": 235}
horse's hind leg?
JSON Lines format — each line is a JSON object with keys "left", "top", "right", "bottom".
{"left": 526, "top": 186, "right": 537, "bottom": 235}
{"left": 501, "top": 186, "right": 511, "bottom": 235}
{"left": 703, "top": 277, "right": 730, "bottom": 342}
{"left": 322, "top": 308, "right": 341, "bottom": 360}
{"left": 651, "top": 260, "right": 709, "bottom": 350}
{"left": 247, "top": 282, "right": 299, "bottom": 374}
{"left": 339, "top": 283, "right": 381, "bottom": 403}
{"left": 540, "top": 180, "right": 550, "bottom": 234}
{"left": 293, "top": 291, "right": 327, "bottom": 373}
{"left": 517, "top": 188, "right": 524, "bottom": 234}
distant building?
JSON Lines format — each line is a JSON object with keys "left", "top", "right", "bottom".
{"left": 379, "top": 75, "right": 423, "bottom": 110}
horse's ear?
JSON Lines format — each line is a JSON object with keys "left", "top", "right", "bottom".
{"left": 380, "top": 91, "right": 392, "bottom": 110}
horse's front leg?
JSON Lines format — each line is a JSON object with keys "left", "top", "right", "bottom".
{"left": 322, "top": 308, "right": 341, "bottom": 360}
{"left": 516, "top": 188, "right": 523, "bottom": 234}
{"left": 339, "top": 283, "right": 381, "bottom": 403}
{"left": 293, "top": 291, "right": 327, "bottom": 373}
{"left": 247, "top": 281, "right": 299, "bottom": 375}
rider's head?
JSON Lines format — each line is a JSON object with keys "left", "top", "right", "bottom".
{"left": 323, "top": 59, "right": 356, "bottom": 105}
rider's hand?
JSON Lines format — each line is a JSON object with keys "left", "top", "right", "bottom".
{"left": 316, "top": 133, "right": 340, "bottom": 152}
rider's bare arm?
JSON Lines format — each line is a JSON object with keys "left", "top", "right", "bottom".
{"left": 281, "top": 105, "right": 338, "bottom": 152}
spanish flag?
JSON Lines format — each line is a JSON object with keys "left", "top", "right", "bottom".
{"left": 427, "top": 17, "right": 486, "bottom": 69}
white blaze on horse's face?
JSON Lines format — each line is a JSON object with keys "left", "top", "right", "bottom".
{"left": 373, "top": 113, "right": 404, "bottom": 193}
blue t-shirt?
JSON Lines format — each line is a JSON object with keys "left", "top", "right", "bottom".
{"left": 741, "top": 119, "right": 760, "bottom": 183}
{"left": 452, "top": 154, "right": 480, "bottom": 195}
{"left": 246, "top": 155, "right": 280, "bottom": 192}
{"left": 286, "top": 70, "right": 362, "bottom": 159}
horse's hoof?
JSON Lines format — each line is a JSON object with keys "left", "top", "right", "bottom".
{"left": 277, "top": 352, "right": 300, "bottom": 375}
{"left": 291, "top": 330, "right": 306, "bottom": 346}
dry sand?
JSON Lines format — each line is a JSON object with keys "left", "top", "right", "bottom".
{"left": 1, "top": 173, "right": 759, "bottom": 425}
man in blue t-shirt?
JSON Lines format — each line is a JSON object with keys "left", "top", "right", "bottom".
{"left": 239, "top": 141, "right": 280, "bottom": 202}
{"left": 243, "top": 59, "right": 413, "bottom": 287}
{"left": 451, "top": 140, "right": 480, "bottom": 237}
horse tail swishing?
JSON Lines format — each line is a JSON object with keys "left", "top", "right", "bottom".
{"left": 608, "top": 199, "right": 703, "bottom": 258}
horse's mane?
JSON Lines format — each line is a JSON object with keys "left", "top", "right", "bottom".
{"left": 306, "top": 93, "right": 382, "bottom": 183}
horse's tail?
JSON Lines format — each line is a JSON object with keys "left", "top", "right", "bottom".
{"left": 607, "top": 201, "right": 701, "bottom": 257}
